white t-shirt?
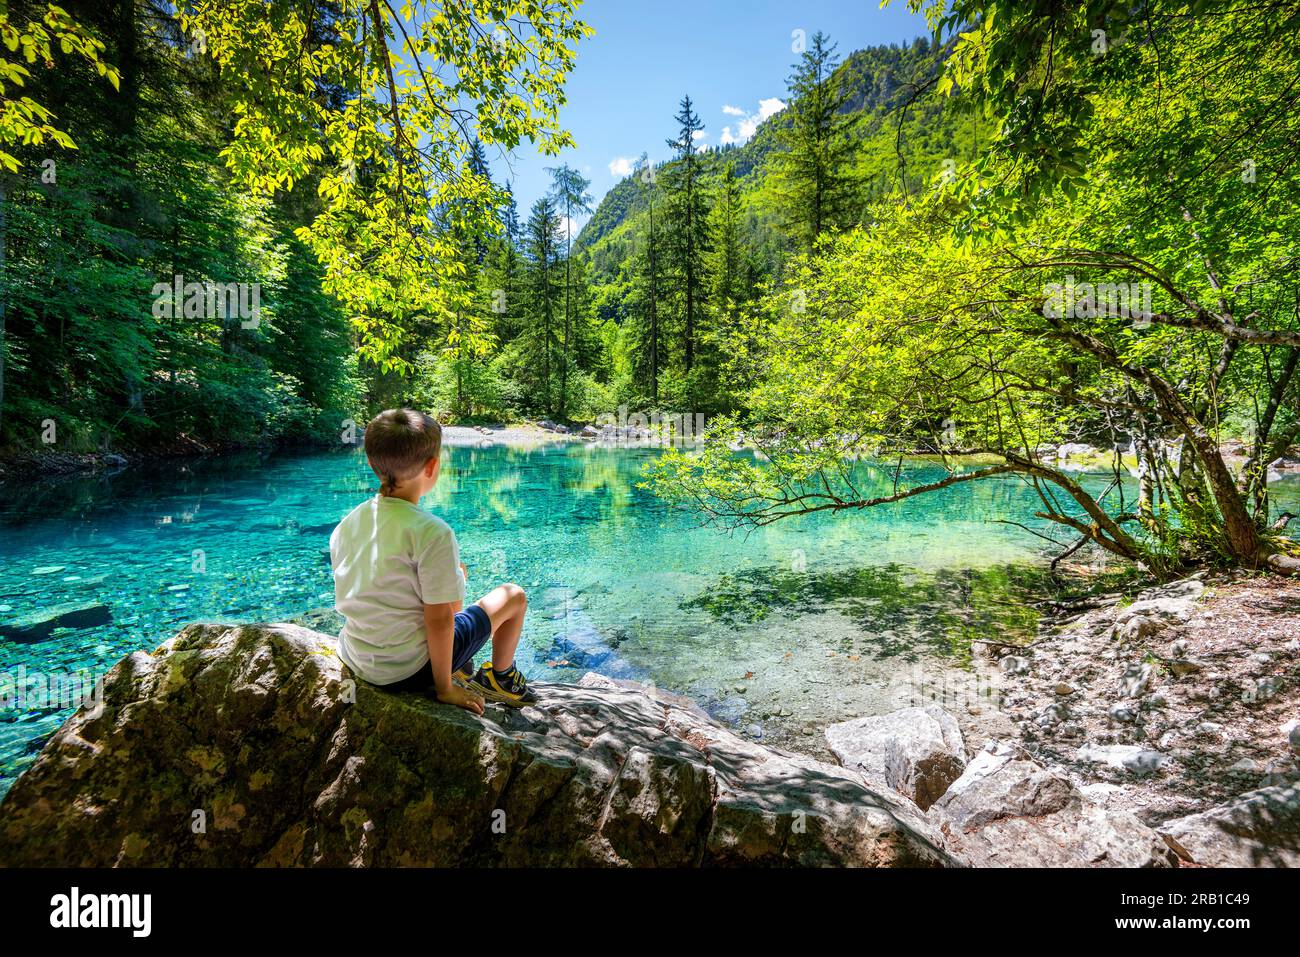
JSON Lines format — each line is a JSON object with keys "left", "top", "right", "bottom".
{"left": 330, "top": 495, "right": 466, "bottom": 685}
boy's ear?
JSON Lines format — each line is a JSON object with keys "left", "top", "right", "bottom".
{"left": 426, "top": 456, "right": 440, "bottom": 479}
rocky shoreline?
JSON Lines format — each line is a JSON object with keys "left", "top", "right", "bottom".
{"left": 0, "top": 622, "right": 953, "bottom": 867}
{"left": 984, "top": 571, "right": 1300, "bottom": 864}
{"left": 817, "top": 571, "right": 1300, "bottom": 866}
{"left": 0, "top": 574, "right": 1295, "bottom": 867}
{"left": 0, "top": 421, "right": 584, "bottom": 482}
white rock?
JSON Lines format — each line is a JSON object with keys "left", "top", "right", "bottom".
{"left": 1109, "top": 704, "right": 1137, "bottom": 723}
{"left": 1121, "top": 663, "right": 1153, "bottom": 697}
{"left": 1114, "top": 580, "right": 1204, "bottom": 625}
{"left": 825, "top": 705, "right": 967, "bottom": 810}
{"left": 1114, "top": 616, "right": 1162, "bottom": 642}
{"left": 932, "top": 743, "right": 1174, "bottom": 868}
{"left": 1078, "top": 782, "right": 1128, "bottom": 808}
{"left": 1056, "top": 442, "right": 1097, "bottom": 458}
{"left": 1001, "top": 656, "right": 1031, "bottom": 675}
{"left": 1077, "top": 743, "right": 1169, "bottom": 774}
{"left": 1159, "top": 786, "right": 1300, "bottom": 867}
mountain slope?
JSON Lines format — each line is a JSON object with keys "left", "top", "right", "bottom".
{"left": 575, "top": 36, "right": 972, "bottom": 298}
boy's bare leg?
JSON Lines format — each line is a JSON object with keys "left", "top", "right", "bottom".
{"left": 475, "top": 583, "right": 527, "bottom": 671}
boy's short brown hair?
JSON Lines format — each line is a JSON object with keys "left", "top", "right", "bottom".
{"left": 364, "top": 408, "right": 442, "bottom": 492}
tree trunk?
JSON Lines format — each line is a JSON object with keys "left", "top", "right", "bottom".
{"left": 0, "top": 177, "right": 6, "bottom": 438}
{"left": 1005, "top": 452, "right": 1147, "bottom": 561}
{"left": 1047, "top": 320, "right": 1266, "bottom": 567}
{"left": 648, "top": 194, "right": 658, "bottom": 403}
{"left": 560, "top": 198, "right": 570, "bottom": 418}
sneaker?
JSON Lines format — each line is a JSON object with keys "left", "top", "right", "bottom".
{"left": 452, "top": 665, "right": 474, "bottom": 687}
{"left": 466, "top": 663, "right": 538, "bottom": 707}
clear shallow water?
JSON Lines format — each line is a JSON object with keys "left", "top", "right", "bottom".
{"left": 4, "top": 442, "right": 1291, "bottom": 797}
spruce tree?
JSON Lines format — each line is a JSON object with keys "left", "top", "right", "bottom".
{"left": 664, "top": 95, "right": 709, "bottom": 377}
{"left": 546, "top": 164, "right": 594, "bottom": 417}
{"left": 702, "top": 162, "right": 746, "bottom": 409}
{"left": 632, "top": 154, "right": 663, "bottom": 402}
{"left": 768, "top": 31, "right": 858, "bottom": 252}
{"left": 523, "top": 196, "right": 564, "bottom": 414}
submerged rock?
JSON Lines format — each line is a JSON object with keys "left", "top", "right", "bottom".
{"left": 0, "top": 623, "right": 956, "bottom": 868}
{"left": 0, "top": 601, "right": 112, "bottom": 642}
{"left": 825, "top": 705, "right": 966, "bottom": 810}
{"left": 288, "top": 607, "right": 345, "bottom": 635}
{"left": 932, "top": 742, "right": 1175, "bottom": 868}
{"left": 1158, "top": 785, "right": 1300, "bottom": 868}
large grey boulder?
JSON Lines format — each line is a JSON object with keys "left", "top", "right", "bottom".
{"left": 1158, "top": 785, "right": 1300, "bottom": 868}
{"left": 931, "top": 742, "right": 1176, "bottom": 868}
{"left": 825, "top": 705, "right": 967, "bottom": 810}
{"left": 0, "top": 623, "right": 956, "bottom": 868}
{"left": 933, "top": 742, "right": 1075, "bottom": 830}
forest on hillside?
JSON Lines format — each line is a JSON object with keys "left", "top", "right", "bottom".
{"left": 0, "top": 1, "right": 963, "bottom": 450}
{"left": 3, "top": 0, "right": 1300, "bottom": 578}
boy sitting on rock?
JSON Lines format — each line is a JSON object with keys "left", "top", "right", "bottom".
{"left": 330, "top": 408, "right": 537, "bottom": 711}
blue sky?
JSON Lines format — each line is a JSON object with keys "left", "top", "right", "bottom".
{"left": 488, "top": 0, "right": 931, "bottom": 230}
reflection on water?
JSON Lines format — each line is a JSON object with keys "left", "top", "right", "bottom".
{"left": 683, "top": 562, "right": 1043, "bottom": 662}
{"left": 0, "top": 441, "right": 1225, "bottom": 795}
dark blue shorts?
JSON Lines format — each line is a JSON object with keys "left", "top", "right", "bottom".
{"left": 382, "top": 604, "right": 493, "bottom": 693}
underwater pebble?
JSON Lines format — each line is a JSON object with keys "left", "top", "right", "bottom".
{"left": 31, "top": 566, "right": 65, "bottom": 576}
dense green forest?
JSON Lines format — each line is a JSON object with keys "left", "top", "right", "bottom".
{"left": 3, "top": 0, "right": 1300, "bottom": 578}
{"left": 651, "top": 0, "right": 1300, "bottom": 577}
{"left": 0, "top": 0, "right": 593, "bottom": 451}
{"left": 1, "top": 0, "right": 361, "bottom": 451}
{"left": 0, "top": 0, "right": 961, "bottom": 449}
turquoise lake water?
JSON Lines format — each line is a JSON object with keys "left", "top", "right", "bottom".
{"left": 3, "top": 442, "right": 1297, "bottom": 797}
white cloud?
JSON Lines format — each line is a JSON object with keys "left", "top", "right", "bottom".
{"left": 720, "top": 97, "right": 787, "bottom": 146}
{"left": 608, "top": 156, "right": 636, "bottom": 178}
{"left": 757, "top": 97, "right": 786, "bottom": 121}
{"left": 692, "top": 130, "right": 707, "bottom": 141}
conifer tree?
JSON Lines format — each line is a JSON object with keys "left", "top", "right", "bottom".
{"left": 523, "top": 196, "right": 564, "bottom": 413}
{"left": 664, "top": 95, "right": 709, "bottom": 376}
{"left": 768, "top": 31, "right": 858, "bottom": 252}
{"left": 546, "top": 164, "right": 594, "bottom": 417}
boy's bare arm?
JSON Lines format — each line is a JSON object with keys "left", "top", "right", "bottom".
{"left": 423, "top": 602, "right": 482, "bottom": 715}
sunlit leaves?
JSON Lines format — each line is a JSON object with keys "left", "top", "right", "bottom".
{"left": 175, "top": 0, "right": 591, "bottom": 371}
{"left": 0, "top": 4, "right": 120, "bottom": 167}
